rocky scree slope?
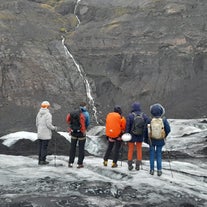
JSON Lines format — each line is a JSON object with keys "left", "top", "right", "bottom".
{"left": 0, "top": 0, "right": 207, "bottom": 134}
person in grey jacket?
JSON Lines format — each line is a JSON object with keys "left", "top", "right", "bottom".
{"left": 36, "top": 101, "right": 57, "bottom": 165}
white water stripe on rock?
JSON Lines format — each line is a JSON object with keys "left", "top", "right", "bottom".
{"left": 61, "top": 37, "right": 98, "bottom": 123}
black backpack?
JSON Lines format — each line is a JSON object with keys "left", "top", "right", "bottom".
{"left": 131, "top": 112, "right": 145, "bottom": 135}
{"left": 70, "top": 110, "right": 83, "bottom": 137}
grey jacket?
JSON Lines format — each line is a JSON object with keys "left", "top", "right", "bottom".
{"left": 36, "top": 108, "right": 56, "bottom": 140}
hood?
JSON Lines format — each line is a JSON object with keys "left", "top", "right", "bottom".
{"left": 39, "top": 108, "right": 49, "bottom": 116}
{"left": 114, "top": 105, "right": 122, "bottom": 115}
{"left": 150, "top": 103, "right": 165, "bottom": 117}
{"left": 131, "top": 102, "right": 141, "bottom": 112}
{"left": 80, "top": 106, "right": 87, "bottom": 112}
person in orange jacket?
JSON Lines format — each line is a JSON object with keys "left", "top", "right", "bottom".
{"left": 103, "top": 105, "right": 126, "bottom": 168}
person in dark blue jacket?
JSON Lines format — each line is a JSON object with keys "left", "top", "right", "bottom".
{"left": 125, "top": 102, "right": 149, "bottom": 171}
{"left": 145, "top": 103, "right": 171, "bottom": 176}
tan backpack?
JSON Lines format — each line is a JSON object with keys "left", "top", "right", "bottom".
{"left": 150, "top": 118, "right": 166, "bottom": 139}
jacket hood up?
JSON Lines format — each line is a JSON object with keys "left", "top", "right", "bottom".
{"left": 39, "top": 108, "right": 49, "bottom": 116}
{"left": 150, "top": 103, "right": 165, "bottom": 117}
{"left": 131, "top": 102, "right": 141, "bottom": 112}
{"left": 80, "top": 106, "right": 87, "bottom": 112}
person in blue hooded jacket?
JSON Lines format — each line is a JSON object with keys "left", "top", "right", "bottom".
{"left": 125, "top": 102, "right": 149, "bottom": 171}
{"left": 80, "top": 102, "right": 90, "bottom": 130}
{"left": 145, "top": 103, "right": 171, "bottom": 176}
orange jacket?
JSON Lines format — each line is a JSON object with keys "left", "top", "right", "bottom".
{"left": 105, "top": 112, "right": 126, "bottom": 138}
{"left": 66, "top": 112, "right": 86, "bottom": 134}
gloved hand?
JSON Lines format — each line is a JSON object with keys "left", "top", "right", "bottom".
{"left": 108, "top": 138, "right": 115, "bottom": 142}
{"left": 54, "top": 126, "right": 58, "bottom": 131}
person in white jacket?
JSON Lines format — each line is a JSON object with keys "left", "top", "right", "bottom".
{"left": 36, "top": 101, "right": 57, "bottom": 165}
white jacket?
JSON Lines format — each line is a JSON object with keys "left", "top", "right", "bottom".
{"left": 36, "top": 108, "right": 56, "bottom": 140}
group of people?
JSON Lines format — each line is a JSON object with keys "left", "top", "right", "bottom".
{"left": 36, "top": 100, "right": 171, "bottom": 176}
{"left": 104, "top": 102, "right": 171, "bottom": 176}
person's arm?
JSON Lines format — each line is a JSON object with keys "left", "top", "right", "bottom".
{"left": 66, "top": 113, "right": 71, "bottom": 124}
{"left": 163, "top": 118, "right": 171, "bottom": 137}
{"left": 125, "top": 114, "right": 133, "bottom": 133}
{"left": 45, "top": 113, "right": 57, "bottom": 131}
{"left": 121, "top": 116, "right": 126, "bottom": 133}
{"left": 85, "top": 111, "right": 90, "bottom": 129}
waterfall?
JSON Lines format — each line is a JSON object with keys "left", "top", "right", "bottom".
{"left": 74, "top": 0, "right": 81, "bottom": 27}
{"left": 61, "top": 37, "right": 98, "bottom": 124}
{"left": 60, "top": 0, "right": 98, "bottom": 124}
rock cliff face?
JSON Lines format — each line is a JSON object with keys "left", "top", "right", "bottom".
{"left": 0, "top": 0, "right": 207, "bottom": 133}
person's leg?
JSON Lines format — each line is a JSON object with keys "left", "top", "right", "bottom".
{"left": 127, "top": 142, "right": 134, "bottom": 170}
{"left": 77, "top": 138, "right": 86, "bottom": 166}
{"left": 69, "top": 137, "right": 78, "bottom": 166}
{"left": 135, "top": 142, "right": 142, "bottom": 170}
{"left": 42, "top": 140, "right": 49, "bottom": 162}
{"left": 112, "top": 139, "right": 122, "bottom": 166}
{"left": 128, "top": 142, "right": 134, "bottom": 160}
{"left": 103, "top": 140, "right": 115, "bottom": 165}
{"left": 156, "top": 145, "right": 163, "bottom": 176}
{"left": 38, "top": 139, "right": 43, "bottom": 163}
{"left": 149, "top": 145, "right": 155, "bottom": 174}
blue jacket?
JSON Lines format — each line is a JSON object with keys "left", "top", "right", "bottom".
{"left": 80, "top": 106, "right": 90, "bottom": 129}
{"left": 144, "top": 103, "right": 171, "bottom": 146}
{"left": 126, "top": 102, "right": 149, "bottom": 142}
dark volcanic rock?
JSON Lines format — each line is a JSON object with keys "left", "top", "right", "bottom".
{"left": 68, "top": 0, "right": 207, "bottom": 120}
{"left": 0, "top": 0, "right": 207, "bottom": 134}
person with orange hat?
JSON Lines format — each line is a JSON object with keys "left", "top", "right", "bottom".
{"left": 36, "top": 101, "right": 58, "bottom": 165}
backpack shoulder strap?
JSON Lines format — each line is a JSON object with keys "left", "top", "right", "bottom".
{"left": 132, "top": 112, "right": 143, "bottom": 118}
{"left": 132, "top": 112, "right": 136, "bottom": 117}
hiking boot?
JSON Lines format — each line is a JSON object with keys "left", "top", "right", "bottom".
{"left": 128, "top": 160, "right": 133, "bottom": 171}
{"left": 39, "top": 161, "right": 49, "bottom": 165}
{"left": 157, "top": 170, "right": 162, "bottom": 176}
{"left": 150, "top": 170, "right": 154, "bottom": 175}
{"left": 77, "top": 164, "right": 84, "bottom": 168}
{"left": 103, "top": 160, "right": 108, "bottom": 167}
{"left": 135, "top": 160, "right": 141, "bottom": 171}
{"left": 111, "top": 162, "right": 118, "bottom": 168}
{"left": 68, "top": 163, "right": 73, "bottom": 168}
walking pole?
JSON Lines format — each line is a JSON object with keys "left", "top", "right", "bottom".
{"left": 54, "top": 132, "right": 57, "bottom": 167}
{"left": 121, "top": 142, "right": 124, "bottom": 166}
{"left": 167, "top": 150, "right": 173, "bottom": 178}
{"left": 147, "top": 123, "right": 152, "bottom": 171}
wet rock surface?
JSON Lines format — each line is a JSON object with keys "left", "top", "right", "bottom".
{"left": 0, "top": 0, "right": 207, "bottom": 134}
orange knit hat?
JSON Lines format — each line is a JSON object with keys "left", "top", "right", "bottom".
{"left": 41, "top": 101, "right": 50, "bottom": 108}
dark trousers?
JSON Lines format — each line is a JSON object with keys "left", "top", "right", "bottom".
{"left": 69, "top": 136, "right": 86, "bottom": 165}
{"left": 39, "top": 139, "right": 49, "bottom": 162}
{"left": 104, "top": 138, "right": 122, "bottom": 164}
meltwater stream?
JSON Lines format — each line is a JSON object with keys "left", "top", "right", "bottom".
{"left": 59, "top": 0, "right": 98, "bottom": 123}
{"left": 61, "top": 37, "right": 98, "bottom": 124}
{"left": 60, "top": 0, "right": 98, "bottom": 124}
{"left": 74, "top": 0, "right": 82, "bottom": 27}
